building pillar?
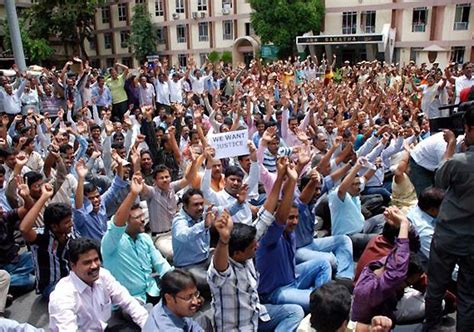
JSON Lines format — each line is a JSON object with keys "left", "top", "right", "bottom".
{"left": 5, "top": 0, "right": 26, "bottom": 70}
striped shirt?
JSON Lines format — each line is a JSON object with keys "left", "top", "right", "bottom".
{"left": 29, "top": 229, "right": 72, "bottom": 293}
{"left": 262, "top": 147, "right": 292, "bottom": 173}
{"left": 207, "top": 208, "right": 275, "bottom": 332}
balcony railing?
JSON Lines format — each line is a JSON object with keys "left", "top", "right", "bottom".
{"left": 363, "top": 25, "right": 376, "bottom": 33}
{"left": 454, "top": 21, "right": 468, "bottom": 30}
{"left": 412, "top": 23, "right": 426, "bottom": 32}
{"left": 342, "top": 26, "right": 356, "bottom": 34}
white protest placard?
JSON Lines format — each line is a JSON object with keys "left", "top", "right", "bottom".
{"left": 209, "top": 129, "right": 249, "bottom": 159}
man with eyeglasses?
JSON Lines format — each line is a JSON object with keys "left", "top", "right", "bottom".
{"left": 101, "top": 173, "right": 172, "bottom": 305}
{"left": 143, "top": 269, "right": 204, "bottom": 331}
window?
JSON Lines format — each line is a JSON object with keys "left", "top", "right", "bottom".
{"left": 104, "top": 33, "right": 112, "bottom": 49}
{"left": 155, "top": 0, "right": 164, "bottom": 16}
{"left": 452, "top": 46, "right": 465, "bottom": 64}
{"left": 342, "top": 12, "right": 357, "bottom": 34}
{"left": 156, "top": 27, "right": 167, "bottom": 44}
{"left": 118, "top": 4, "right": 127, "bottom": 22}
{"left": 198, "top": 22, "right": 209, "bottom": 42}
{"left": 135, "top": 0, "right": 144, "bottom": 3}
{"left": 245, "top": 22, "right": 255, "bottom": 36}
{"left": 361, "top": 11, "right": 376, "bottom": 33}
{"left": 222, "top": 0, "right": 232, "bottom": 9}
{"left": 90, "top": 59, "right": 100, "bottom": 69}
{"left": 177, "top": 24, "right": 186, "bottom": 43}
{"left": 178, "top": 54, "right": 187, "bottom": 68}
{"left": 106, "top": 58, "right": 115, "bottom": 68}
{"left": 199, "top": 53, "right": 208, "bottom": 66}
{"left": 223, "top": 20, "right": 233, "bottom": 40}
{"left": 412, "top": 7, "right": 428, "bottom": 32}
{"left": 198, "top": 0, "right": 207, "bottom": 11}
{"left": 409, "top": 47, "right": 422, "bottom": 62}
{"left": 122, "top": 57, "right": 132, "bottom": 68}
{"left": 176, "top": 0, "right": 185, "bottom": 14}
{"left": 101, "top": 7, "right": 110, "bottom": 24}
{"left": 454, "top": 4, "right": 470, "bottom": 30}
{"left": 120, "top": 31, "right": 129, "bottom": 48}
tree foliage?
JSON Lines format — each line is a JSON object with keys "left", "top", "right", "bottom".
{"left": 26, "top": 0, "right": 105, "bottom": 58}
{"left": 3, "top": 19, "right": 54, "bottom": 64}
{"left": 249, "top": 0, "right": 324, "bottom": 57}
{"left": 207, "top": 51, "right": 221, "bottom": 63}
{"left": 129, "top": 4, "right": 156, "bottom": 63}
{"left": 221, "top": 50, "right": 233, "bottom": 64}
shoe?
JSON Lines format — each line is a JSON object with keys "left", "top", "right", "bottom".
{"left": 5, "top": 294, "right": 13, "bottom": 308}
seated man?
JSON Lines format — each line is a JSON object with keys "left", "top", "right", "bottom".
{"left": 297, "top": 282, "right": 392, "bottom": 332}
{"left": 0, "top": 177, "right": 35, "bottom": 292}
{"left": 19, "top": 184, "right": 73, "bottom": 299}
{"left": 201, "top": 145, "right": 259, "bottom": 224}
{"left": 73, "top": 158, "right": 128, "bottom": 240}
{"left": 49, "top": 237, "right": 148, "bottom": 331}
{"left": 328, "top": 157, "right": 385, "bottom": 258}
{"left": 296, "top": 168, "right": 354, "bottom": 283}
{"left": 102, "top": 172, "right": 172, "bottom": 305}
{"left": 257, "top": 161, "right": 332, "bottom": 312}
{"left": 407, "top": 186, "right": 445, "bottom": 265}
{"left": 209, "top": 157, "right": 305, "bottom": 331}
{"left": 352, "top": 207, "right": 424, "bottom": 325}
{"left": 143, "top": 269, "right": 205, "bottom": 331}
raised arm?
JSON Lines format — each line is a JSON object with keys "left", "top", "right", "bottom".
{"left": 114, "top": 173, "right": 143, "bottom": 227}
{"left": 74, "top": 159, "right": 89, "bottom": 209}
{"left": 275, "top": 162, "right": 298, "bottom": 224}
{"left": 337, "top": 158, "right": 363, "bottom": 201}
{"left": 213, "top": 211, "right": 233, "bottom": 272}
{"left": 20, "top": 183, "right": 54, "bottom": 243}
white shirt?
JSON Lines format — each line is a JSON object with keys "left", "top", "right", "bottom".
{"left": 410, "top": 132, "right": 463, "bottom": 171}
{"left": 169, "top": 78, "right": 184, "bottom": 103}
{"left": 139, "top": 83, "right": 155, "bottom": 107}
{"left": 190, "top": 72, "right": 212, "bottom": 94}
{"left": 49, "top": 268, "right": 148, "bottom": 331}
{"left": 153, "top": 79, "right": 170, "bottom": 105}
{"left": 454, "top": 75, "right": 474, "bottom": 104}
{"left": 200, "top": 161, "right": 259, "bottom": 224}
{"left": 0, "top": 79, "right": 27, "bottom": 114}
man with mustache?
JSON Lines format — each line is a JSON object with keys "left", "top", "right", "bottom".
{"left": 49, "top": 237, "right": 148, "bottom": 331}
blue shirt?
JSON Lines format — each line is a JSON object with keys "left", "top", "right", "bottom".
{"left": 328, "top": 188, "right": 364, "bottom": 236}
{"left": 91, "top": 85, "right": 113, "bottom": 107}
{"left": 406, "top": 205, "right": 436, "bottom": 260}
{"left": 256, "top": 222, "right": 296, "bottom": 295}
{"left": 172, "top": 208, "right": 210, "bottom": 267}
{"left": 101, "top": 217, "right": 172, "bottom": 303}
{"left": 143, "top": 300, "right": 203, "bottom": 332}
{"left": 73, "top": 175, "right": 128, "bottom": 240}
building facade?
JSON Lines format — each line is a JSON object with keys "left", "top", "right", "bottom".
{"left": 299, "top": 0, "right": 474, "bottom": 68}
{"left": 85, "top": 0, "right": 259, "bottom": 69}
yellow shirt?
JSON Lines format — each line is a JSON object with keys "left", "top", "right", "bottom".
{"left": 106, "top": 73, "right": 127, "bottom": 104}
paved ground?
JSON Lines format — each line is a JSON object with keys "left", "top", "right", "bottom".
{"left": 3, "top": 290, "right": 456, "bottom": 331}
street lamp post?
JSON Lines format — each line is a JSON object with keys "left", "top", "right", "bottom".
{"left": 5, "top": 0, "right": 27, "bottom": 71}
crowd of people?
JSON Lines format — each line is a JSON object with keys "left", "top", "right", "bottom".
{"left": 0, "top": 53, "right": 473, "bottom": 332}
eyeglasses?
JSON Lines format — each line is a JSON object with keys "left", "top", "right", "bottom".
{"left": 175, "top": 291, "right": 200, "bottom": 302}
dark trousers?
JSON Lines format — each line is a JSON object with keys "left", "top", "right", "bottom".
{"left": 111, "top": 100, "right": 128, "bottom": 121}
{"left": 425, "top": 236, "right": 474, "bottom": 331}
{"left": 408, "top": 157, "right": 435, "bottom": 197}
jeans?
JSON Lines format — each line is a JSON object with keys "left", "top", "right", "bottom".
{"left": 362, "top": 186, "right": 391, "bottom": 206}
{"left": 267, "top": 258, "right": 332, "bottom": 312}
{"left": 425, "top": 236, "right": 474, "bottom": 331}
{"left": 295, "top": 235, "right": 354, "bottom": 279}
{"left": 0, "top": 252, "right": 35, "bottom": 290}
{"left": 259, "top": 303, "right": 305, "bottom": 332}
{"left": 408, "top": 157, "right": 434, "bottom": 197}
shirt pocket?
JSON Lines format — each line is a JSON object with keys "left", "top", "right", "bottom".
{"left": 98, "top": 297, "right": 112, "bottom": 323}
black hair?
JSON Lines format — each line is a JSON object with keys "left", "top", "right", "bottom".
{"left": 152, "top": 164, "right": 170, "bottom": 178}
{"left": 111, "top": 142, "right": 124, "bottom": 150}
{"left": 228, "top": 223, "right": 257, "bottom": 257}
{"left": 182, "top": 188, "right": 203, "bottom": 207}
{"left": 407, "top": 252, "right": 424, "bottom": 278}
{"left": 44, "top": 203, "right": 72, "bottom": 228}
{"left": 24, "top": 171, "right": 43, "bottom": 187}
{"left": 0, "top": 164, "right": 5, "bottom": 175}
{"left": 382, "top": 222, "right": 399, "bottom": 245}
{"left": 59, "top": 144, "right": 73, "bottom": 154}
{"left": 84, "top": 182, "right": 98, "bottom": 196}
{"left": 463, "top": 101, "right": 474, "bottom": 126}
{"left": 237, "top": 154, "right": 250, "bottom": 161}
{"left": 90, "top": 124, "right": 101, "bottom": 132}
{"left": 418, "top": 187, "right": 444, "bottom": 212}
{"left": 2, "top": 147, "right": 17, "bottom": 157}
{"left": 160, "top": 269, "right": 197, "bottom": 305}
{"left": 298, "top": 172, "right": 322, "bottom": 192}
{"left": 68, "top": 237, "right": 101, "bottom": 264}
{"left": 309, "top": 281, "right": 352, "bottom": 332}
{"left": 224, "top": 166, "right": 244, "bottom": 179}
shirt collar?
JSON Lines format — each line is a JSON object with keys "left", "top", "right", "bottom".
{"left": 159, "top": 301, "right": 189, "bottom": 329}
{"left": 69, "top": 270, "right": 102, "bottom": 294}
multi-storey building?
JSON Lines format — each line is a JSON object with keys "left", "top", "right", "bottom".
{"left": 298, "top": 0, "right": 473, "bottom": 68}
{"left": 85, "top": 0, "right": 259, "bottom": 68}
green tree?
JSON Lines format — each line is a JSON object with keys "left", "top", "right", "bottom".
{"left": 249, "top": 0, "right": 324, "bottom": 57}
{"left": 207, "top": 51, "right": 221, "bottom": 64}
{"left": 26, "top": 0, "right": 105, "bottom": 59}
{"left": 3, "top": 19, "right": 54, "bottom": 64}
{"left": 220, "top": 50, "right": 233, "bottom": 64}
{"left": 129, "top": 4, "right": 156, "bottom": 63}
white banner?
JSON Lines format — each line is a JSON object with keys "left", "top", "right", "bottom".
{"left": 209, "top": 129, "right": 249, "bottom": 159}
